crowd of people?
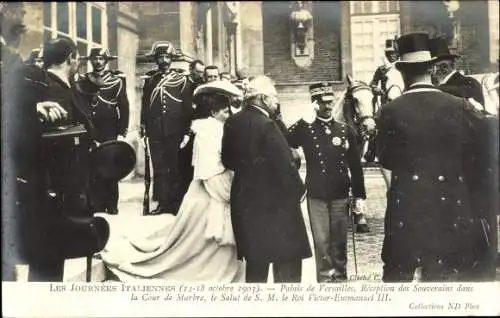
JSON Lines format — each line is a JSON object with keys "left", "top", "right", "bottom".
{"left": 2, "top": 3, "right": 498, "bottom": 284}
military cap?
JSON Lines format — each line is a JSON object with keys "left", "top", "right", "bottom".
{"left": 309, "top": 82, "right": 335, "bottom": 102}
{"left": 385, "top": 39, "right": 397, "bottom": 52}
{"left": 82, "top": 47, "right": 118, "bottom": 61}
{"left": 146, "top": 41, "right": 175, "bottom": 58}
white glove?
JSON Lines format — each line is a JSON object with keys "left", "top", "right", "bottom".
{"left": 37, "top": 101, "right": 68, "bottom": 123}
{"left": 353, "top": 198, "right": 367, "bottom": 215}
{"left": 302, "top": 100, "right": 318, "bottom": 124}
{"left": 179, "top": 134, "right": 190, "bottom": 149}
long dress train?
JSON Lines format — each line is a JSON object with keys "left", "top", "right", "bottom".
{"left": 97, "top": 117, "right": 245, "bottom": 282}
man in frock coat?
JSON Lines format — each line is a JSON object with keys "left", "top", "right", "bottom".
{"left": 221, "top": 75, "right": 312, "bottom": 283}
{"left": 430, "top": 37, "right": 498, "bottom": 281}
{"left": 376, "top": 32, "right": 488, "bottom": 281}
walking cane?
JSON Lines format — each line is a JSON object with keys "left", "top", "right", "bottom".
{"left": 85, "top": 255, "right": 92, "bottom": 282}
{"left": 349, "top": 197, "right": 359, "bottom": 276}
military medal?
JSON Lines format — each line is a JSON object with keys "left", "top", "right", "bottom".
{"left": 325, "top": 128, "right": 331, "bottom": 135}
{"left": 332, "top": 136, "right": 342, "bottom": 146}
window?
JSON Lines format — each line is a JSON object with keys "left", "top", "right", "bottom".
{"left": 43, "top": 2, "right": 108, "bottom": 58}
{"left": 351, "top": 14, "right": 401, "bottom": 83}
{"left": 488, "top": 0, "right": 499, "bottom": 64}
{"left": 351, "top": 1, "right": 399, "bottom": 15}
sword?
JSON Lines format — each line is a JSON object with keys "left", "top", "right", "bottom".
{"left": 143, "top": 136, "right": 151, "bottom": 215}
{"left": 349, "top": 196, "right": 359, "bottom": 275}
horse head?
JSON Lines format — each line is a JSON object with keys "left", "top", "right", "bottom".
{"left": 344, "top": 75, "right": 376, "bottom": 139}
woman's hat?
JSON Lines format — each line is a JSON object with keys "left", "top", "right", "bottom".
{"left": 394, "top": 32, "right": 437, "bottom": 68}
{"left": 429, "top": 37, "right": 460, "bottom": 61}
{"left": 193, "top": 80, "right": 243, "bottom": 99}
{"left": 88, "top": 140, "right": 136, "bottom": 181}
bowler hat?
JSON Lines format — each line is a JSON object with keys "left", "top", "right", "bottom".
{"left": 429, "top": 37, "right": 460, "bottom": 61}
{"left": 146, "top": 41, "right": 175, "bottom": 58}
{"left": 394, "top": 32, "right": 436, "bottom": 68}
{"left": 309, "top": 82, "right": 335, "bottom": 102}
{"left": 385, "top": 39, "right": 397, "bottom": 52}
{"left": 82, "top": 47, "right": 118, "bottom": 61}
{"left": 88, "top": 140, "right": 136, "bottom": 181}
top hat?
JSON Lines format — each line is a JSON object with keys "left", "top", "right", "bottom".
{"left": 82, "top": 47, "right": 118, "bottom": 61}
{"left": 394, "top": 32, "right": 436, "bottom": 68}
{"left": 146, "top": 41, "right": 176, "bottom": 58}
{"left": 88, "top": 140, "right": 136, "bottom": 181}
{"left": 429, "top": 37, "right": 460, "bottom": 61}
{"left": 385, "top": 39, "right": 397, "bottom": 52}
{"left": 309, "top": 82, "right": 335, "bottom": 102}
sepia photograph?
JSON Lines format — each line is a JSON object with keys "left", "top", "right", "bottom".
{"left": 1, "top": 0, "right": 499, "bottom": 316}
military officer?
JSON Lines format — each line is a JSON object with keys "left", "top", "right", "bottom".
{"left": 140, "top": 41, "right": 194, "bottom": 215}
{"left": 376, "top": 32, "right": 487, "bottom": 281}
{"left": 370, "top": 39, "right": 401, "bottom": 107}
{"left": 25, "top": 47, "right": 44, "bottom": 68}
{"left": 286, "top": 82, "right": 367, "bottom": 282}
{"left": 78, "top": 48, "right": 130, "bottom": 215}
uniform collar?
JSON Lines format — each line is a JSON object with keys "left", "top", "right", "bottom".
{"left": 316, "top": 116, "right": 333, "bottom": 124}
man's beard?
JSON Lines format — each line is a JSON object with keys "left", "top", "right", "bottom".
{"left": 158, "top": 62, "right": 170, "bottom": 71}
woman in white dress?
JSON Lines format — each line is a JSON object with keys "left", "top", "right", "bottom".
{"left": 97, "top": 81, "right": 245, "bottom": 282}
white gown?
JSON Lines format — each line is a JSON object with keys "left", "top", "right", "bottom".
{"left": 97, "top": 117, "right": 245, "bottom": 282}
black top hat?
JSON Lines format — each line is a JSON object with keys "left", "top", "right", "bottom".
{"left": 88, "top": 140, "right": 136, "bottom": 181}
{"left": 394, "top": 32, "right": 436, "bottom": 68}
{"left": 82, "top": 47, "right": 118, "bottom": 61}
{"left": 429, "top": 37, "right": 460, "bottom": 61}
{"left": 146, "top": 41, "right": 175, "bottom": 58}
{"left": 385, "top": 39, "right": 397, "bottom": 52}
{"left": 309, "top": 82, "right": 335, "bottom": 102}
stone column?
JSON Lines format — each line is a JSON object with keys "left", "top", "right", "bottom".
{"left": 205, "top": 7, "right": 213, "bottom": 65}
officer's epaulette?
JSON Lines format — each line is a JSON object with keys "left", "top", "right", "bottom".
{"left": 140, "top": 69, "right": 159, "bottom": 80}
{"left": 111, "top": 70, "right": 127, "bottom": 78}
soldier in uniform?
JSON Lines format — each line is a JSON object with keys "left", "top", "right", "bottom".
{"left": 78, "top": 48, "right": 130, "bottom": 215}
{"left": 140, "top": 41, "right": 194, "bottom": 215}
{"left": 204, "top": 65, "right": 220, "bottom": 83}
{"left": 376, "top": 32, "right": 487, "bottom": 281}
{"left": 286, "top": 82, "right": 367, "bottom": 282}
{"left": 25, "top": 47, "right": 44, "bottom": 68}
{"left": 370, "top": 39, "right": 400, "bottom": 108}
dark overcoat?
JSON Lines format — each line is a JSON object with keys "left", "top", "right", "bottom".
{"left": 221, "top": 105, "right": 312, "bottom": 263}
{"left": 376, "top": 85, "right": 489, "bottom": 274}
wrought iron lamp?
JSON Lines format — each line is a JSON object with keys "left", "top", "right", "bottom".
{"left": 442, "top": 0, "right": 461, "bottom": 50}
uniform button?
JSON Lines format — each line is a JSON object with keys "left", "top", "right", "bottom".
{"left": 438, "top": 175, "right": 445, "bottom": 181}
{"left": 162, "top": 110, "right": 166, "bottom": 114}
{"left": 318, "top": 153, "right": 322, "bottom": 156}
{"left": 313, "top": 136, "right": 317, "bottom": 140}
{"left": 341, "top": 153, "right": 345, "bottom": 157}
{"left": 320, "top": 161, "right": 324, "bottom": 164}
{"left": 458, "top": 176, "right": 463, "bottom": 182}
{"left": 311, "top": 130, "right": 315, "bottom": 133}
{"left": 397, "top": 221, "right": 404, "bottom": 228}
{"left": 394, "top": 175, "right": 398, "bottom": 180}
{"left": 453, "top": 223, "right": 458, "bottom": 229}
{"left": 340, "top": 160, "right": 344, "bottom": 164}
{"left": 469, "top": 218, "right": 474, "bottom": 223}
{"left": 441, "top": 196, "right": 446, "bottom": 201}
{"left": 437, "top": 259, "right": 443, "bottom": 265}
{"left": 322, "top": 170, "right": 326, "bottom": 173}
{"left": 316, "top": 145, "right": 319, "bottom": 148}
{"left": 396, "top": 198, "right": 400, "bottom": 204}
{"left": 92, "top": 112, "right": 96, "bottom": 115}
{"left": 412, "top": 175, "right": 419, "bottom": 181}
{"left": 457, "top": 200, "right": 462, "bottom": 206}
